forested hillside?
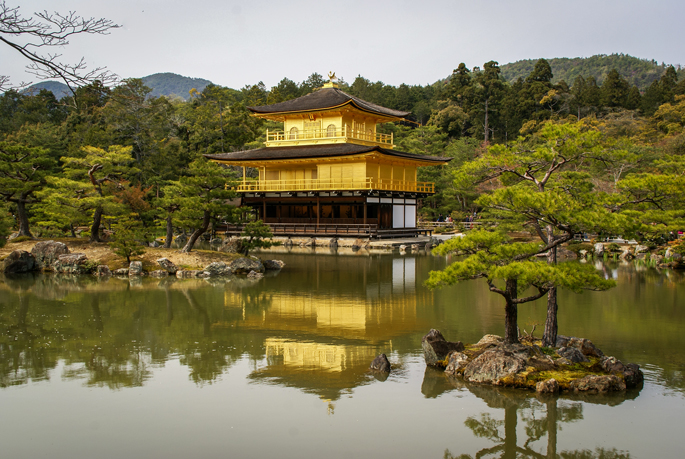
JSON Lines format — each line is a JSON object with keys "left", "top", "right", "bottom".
{"left": 499, "top": 54, "right": 684, "bottom": 89}
{"left": 141, "top": 73, "right": 212, "bottom": 100}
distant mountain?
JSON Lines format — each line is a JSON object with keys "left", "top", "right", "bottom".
{"left": 22, "top": 73, "right": 212, "bottom": 101}
{"left": 141, "top": 73, "right": 212, "bottom": 100}
{"left": 22, "top": 81, "right": 71, "bottom": 99}
{"left": 500, "top": 54, "right": 684, "bottom": 89}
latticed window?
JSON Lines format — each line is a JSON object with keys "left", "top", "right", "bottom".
{"left": 289, "top": 127, "right": 299, "bottom": 140}
{"left": 326, "top": 124, "right": 337, "bottom": 137}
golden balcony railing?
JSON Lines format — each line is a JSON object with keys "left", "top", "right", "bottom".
{"left": 234, "top": 178, "right": 434, "bottom": 193}
{"left": 265, "top": 126, "right": 393, "bottom": 147}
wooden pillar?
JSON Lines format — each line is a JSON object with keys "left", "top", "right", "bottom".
{"left": 316, "top": 196, "right": 320, "bottom": 228}
{"left": 263, "top": 200, "right": 266, "bottom": 222}
{"left": 277, "top": 202, "right": 281, "bottom": 223}
{"left": 363, "top": 200, "right": 367, "bottom": 225}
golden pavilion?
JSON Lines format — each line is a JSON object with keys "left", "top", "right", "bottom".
{"left": 205, "top": 75, "right": 450, "bottom": 238}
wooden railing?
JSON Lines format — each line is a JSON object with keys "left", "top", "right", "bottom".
{"left": 265, "top": 126, "right": 393, "bottom": 147}
{"left": 220, "top": 222, "right": 432, "bottom": 238}
{"left": 222, "top": 223, "right": 379, "bottom": 236}
{"left": 235, "top": 178, "right": 434, "bottom": 193}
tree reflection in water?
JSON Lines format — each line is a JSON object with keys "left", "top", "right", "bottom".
{"left": 425, "top": 368, "right": 635, "bottom": 459}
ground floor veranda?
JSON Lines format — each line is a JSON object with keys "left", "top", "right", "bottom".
{"left": 223, "top": 192, "right": 432, "bottom": 238}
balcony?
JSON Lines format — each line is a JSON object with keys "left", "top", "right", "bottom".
{"left": 234, "top": 178, "right": 435, "bottom": 194}
{"left": 265, "top": 126, "right": 393, "bottom": 148}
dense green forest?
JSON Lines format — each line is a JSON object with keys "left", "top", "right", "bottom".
{"left": 499, "top": 54, "right": 684, "bottom": 88}
{"left": 1, "top": 54, "right": 684, "bottom": 250}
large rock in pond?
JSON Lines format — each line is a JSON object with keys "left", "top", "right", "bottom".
{"left": 422, "top": 329, "right": 465, "bottom": 367}
{"left": 556, "top": 346, "right": 589, "bottom": 363}
{"left": 370, "top": 354, "right": 391, "bottom": 373}
{"left": 204, "top": 262, "right": 231, "bottom": 276}
{"left": 129, "top": 261, "right": 143, "bottom": 276}
{"left": 474, "top": 334, "right": 504, "bottom": 349}
{"left": 600, "top": 356, "right": 644, "bottom": 388}
{"left": 247, "top": 270, "right": 264, "bottom": 279}
{"left": 536, "top": 378, "right": 560, "bottom": 394}
{"left": 95, "top": 265, "right": 112, "bottom": 277}
{"left": 31, "top": 240, "right": 69, "bottom": 270}
{"left": 463, "top": 346, "right": 528, "bottom": 384}
{"left": 555, "top": 336, "right": 604, "bottom": 358}
{"left": 52, "top": 253, "right": 92, "bottom": 274}
{"left": 570, "top": 374, "right": 626, "bottom": 392}
{"left": 156, "top": 258, "right": 178, "bottom": 274}
{"left": 444, "top": 351, "right": 469, "bottom": 375}
{"left": 230, "top": 257, "right": 265, "bottom": 274}
{"left": 263, "top": 259, "right": 285, "bottom": 270}
{"left": 3, "top": 250, "right": 37, "bottom": 274}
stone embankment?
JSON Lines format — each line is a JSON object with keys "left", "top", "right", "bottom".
{"left": 570, "top": 241, "right": 684, "bottom": 269}
{"left": 2, "top": 240, "right": 284, "bottom": 279}
{"left": 422, "top": 329, "right": 643, "bottom": 394}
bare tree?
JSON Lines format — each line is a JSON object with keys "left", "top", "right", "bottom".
{"left": 0, "top": 1, "right": 119, "bottom": 93}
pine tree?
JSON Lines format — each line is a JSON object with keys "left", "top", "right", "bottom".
{"left": 0, "top": 141, "right": 56, "bottom": 237}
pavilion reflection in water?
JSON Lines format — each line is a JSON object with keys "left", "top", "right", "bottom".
{"left": 230, "top": 256, "right": 431, "bottom": 401}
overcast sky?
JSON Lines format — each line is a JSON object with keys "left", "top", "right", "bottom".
{"left": 3, "top": 0, "right": 684, "bottom": 90}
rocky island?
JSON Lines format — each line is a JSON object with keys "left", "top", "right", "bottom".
{"left": 422, "top": 329, "right": 643, "bottom": 394}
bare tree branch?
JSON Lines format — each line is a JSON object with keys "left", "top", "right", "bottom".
{"left": 0, "top": 1, "right": 119, "bottom": 94}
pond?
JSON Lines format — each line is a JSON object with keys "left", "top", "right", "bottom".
{"left": 1, "top": 250, "right": 683, "bottom": 458}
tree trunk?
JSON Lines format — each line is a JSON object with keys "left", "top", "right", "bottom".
{"left": 543, "top": 242, "right": 559, "bottom": 347}
{"left": 484, "top": 98, "right": 489, "bottom": 142}
{"left": 503, "top": 404, "right": 518, "bottom": 459}
{"left": 504, "top": 279, "right": 519, "bottom": 344}
{"left": 181, "top": 210, "right": 210, "bottom": 253}
{"left": 90, "top": 206, "right": 103, "bottom": 242}
{"left": 164, "top": 215, "right": 173, "bottom": 249}
{"left": 545, "top": 399, "right": 558, "bottom": 459}
{"left": 15, "top": 198, "right": 33, "bottom": 237}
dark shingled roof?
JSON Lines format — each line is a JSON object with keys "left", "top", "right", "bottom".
{"left": 205, "top": 144, "right": 450, "bottom": 163}
{"left": 247, "top": 87, "right": 410, "bottom": 118}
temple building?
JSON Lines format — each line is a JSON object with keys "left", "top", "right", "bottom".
{"left": 205, "top": 75, "right": 450, "bottom": 238}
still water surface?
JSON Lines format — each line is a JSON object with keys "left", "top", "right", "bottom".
{"left": 1, "top": 250, "right": 683, "bottom": 458}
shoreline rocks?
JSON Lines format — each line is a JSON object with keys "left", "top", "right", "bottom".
{"left": 2, "top": 250, "right": 37, "bottom": 274}
{"left": 425, "top": 329, "right": 643, "bottom": 394}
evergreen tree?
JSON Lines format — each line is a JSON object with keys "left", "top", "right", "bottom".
{"left": 38, "top": 145, "right": 135, "bottom": 241}
{"left": 239, "top": 220, "right": 278, "bottom": 256}
{"left": 600, "top": 69, "right": 631, "bottom": 108}
{"left": 0, "top": 203, "right": 12, "bottom": 247}
{"left": 426, "top": 230, "right": 614, "bottom": 344}
{"left": 455, "top": 121, "right": 626, "bottom": 346}
{"left": 173, "top": 158, "right": 238, "bottom": 253}
{"left": 0, "top": 141, "right": 56, "bottom": 236}
{"left": 109, "top": 213, "right": 150, "bottom": 264}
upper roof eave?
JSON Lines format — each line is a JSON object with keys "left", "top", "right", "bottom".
{"left": 204, "top": 144, "right": 451, "bottom": 164}
{"left": 247, "top": 87, "right": 410, "bottom": 120}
